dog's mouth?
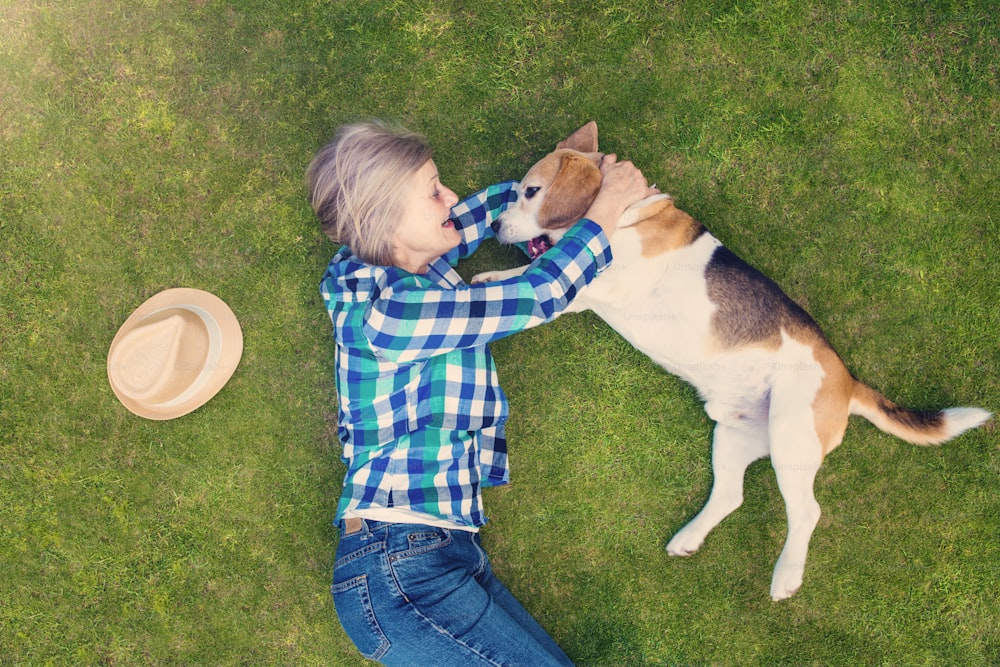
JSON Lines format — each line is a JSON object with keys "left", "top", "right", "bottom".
{"left": 527, "top": 235, "right": 552, "bottom": 259}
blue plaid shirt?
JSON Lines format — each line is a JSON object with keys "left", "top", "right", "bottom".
{"left": 321, "top": 181, "right": 613, "bottom": 528}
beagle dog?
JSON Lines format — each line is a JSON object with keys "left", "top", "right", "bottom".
{"left": 473, "top": 122, "right": 990, "bottom": 600}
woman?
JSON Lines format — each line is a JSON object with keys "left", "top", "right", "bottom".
{"left": 308, "top": 120, "right": 653, "bottom": 666}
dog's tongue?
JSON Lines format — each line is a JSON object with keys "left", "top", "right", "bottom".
{"left": 527, "top": 236, "right": 552, "bottom": 259}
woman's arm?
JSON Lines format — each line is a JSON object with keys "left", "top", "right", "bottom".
{"left": 442, "top": 181, "right": 519, "bottom": 264}
{"left": 363, "top": 220, "right": 611, "bottom": 364}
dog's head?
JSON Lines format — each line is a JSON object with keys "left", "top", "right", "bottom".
{"left": 494, "top": 122, "right": 605, "bottom": 253}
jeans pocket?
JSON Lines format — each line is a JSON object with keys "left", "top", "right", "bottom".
{"left": 332, "top": 575, "right": 390, "bottom": 661}
{"left": 392, "top": 527, "right": 453, "bottom": 561}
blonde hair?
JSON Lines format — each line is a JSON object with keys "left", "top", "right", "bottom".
{"left": 307, "top": 120, "right": 433, "bottom": 266}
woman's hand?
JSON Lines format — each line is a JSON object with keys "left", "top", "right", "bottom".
{"left": 584, "top": 154, "right": 659, "bottom": 239}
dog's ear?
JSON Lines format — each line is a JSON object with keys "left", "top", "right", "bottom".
{"left": 538, "top": 153, "right": 602, "bottom": 229}
{"left": 556, "top": 121, "right": 599, "bottom": 153}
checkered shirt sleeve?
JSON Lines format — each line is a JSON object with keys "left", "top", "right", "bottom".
{"left": 364, "top": 186, "right": 612, "bottom": 365}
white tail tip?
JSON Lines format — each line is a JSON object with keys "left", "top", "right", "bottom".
{"left": 943, "top": 407, "right": 992, "bottom": 439}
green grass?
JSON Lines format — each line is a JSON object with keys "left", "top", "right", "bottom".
{"left": 2, "top": 0, "right": 997, "bottom": 664}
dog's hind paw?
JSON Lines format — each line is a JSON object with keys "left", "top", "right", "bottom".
{"left": 769, "top": 563, "right": 804, "bottom": 601}
{"left": 666, "top": 530, "right": 704, "bottom": 557}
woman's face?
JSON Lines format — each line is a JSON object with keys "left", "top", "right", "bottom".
{"left": 392, "top": 159, "right": 460, "bottom": 273}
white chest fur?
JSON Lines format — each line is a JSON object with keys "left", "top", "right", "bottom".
{"left": 578, "top": 231, "right": 721, "bottom": 376}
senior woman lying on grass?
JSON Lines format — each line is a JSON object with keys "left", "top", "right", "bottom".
{"left": 307, "top": 119, "right": 654, "bottom": 666}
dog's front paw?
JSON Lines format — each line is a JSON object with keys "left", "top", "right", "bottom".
{"left": 470, "top": 271, "right": 502, "bottom": 284}
{"left": 471, "top": 266, "right": 527, "bottom": 284}
{"left": 666, "top": 528, "right": 704, "bottom": 557}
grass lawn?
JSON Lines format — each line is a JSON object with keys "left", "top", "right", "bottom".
{"left": 2, "top": 0, "right": 997, "bottom": 664}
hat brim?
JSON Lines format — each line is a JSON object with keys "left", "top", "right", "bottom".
{"left": 108, "top": 288, "right": 243, "bottom": 420}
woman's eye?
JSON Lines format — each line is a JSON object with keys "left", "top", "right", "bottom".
{"left": 523, "top": 186, "right": 540, "bottom": 199}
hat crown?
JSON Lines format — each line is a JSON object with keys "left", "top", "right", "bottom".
{"left": 110, "top": 313, "right": 185, "bottom": 400}
{"left": 108, "top": 309, "right": 214, "bottom": 405}
{"left": 107, "top": 289, "right": 241, "bottom": 419}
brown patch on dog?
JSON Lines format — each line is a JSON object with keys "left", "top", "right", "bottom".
{"left": 634, "top": 198, "right": 707, "bottom": 257}
{"left": 537, "top": 152, "right": 603, "bottom": 230}
{"left": 808, "top": 342, "right": 854, "bottom": 456}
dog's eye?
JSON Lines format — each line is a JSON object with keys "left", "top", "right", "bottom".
{"left": 523, "top": 186, "right": 541, "bottom": 200}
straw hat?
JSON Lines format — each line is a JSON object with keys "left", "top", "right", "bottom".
{"left": 108, "top": 288, "right": 243, "bottom": 420}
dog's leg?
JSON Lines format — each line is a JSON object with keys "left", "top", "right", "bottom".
{"left": 666, "top": 420, "right": 769, "bottom": 557}
{"left": 470, "top": 265, "right": 588, "bottom": 315}
{"left": 767, "top": 405, "right": 824, "bottom": 601}
{"left": 470, "top": 266, "right": 529, "bottom": 284}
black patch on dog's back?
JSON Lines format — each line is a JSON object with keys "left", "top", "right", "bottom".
{"left": 705, "top": 246, "right": 821, "bottom": 349}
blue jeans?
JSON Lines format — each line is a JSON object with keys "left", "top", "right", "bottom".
{"left": 332, "top": 519, "right": 574, "bottom": 666}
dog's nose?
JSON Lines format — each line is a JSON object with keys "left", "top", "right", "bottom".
{"left": 490, "top": 220, "right": 502, "bottom": 233}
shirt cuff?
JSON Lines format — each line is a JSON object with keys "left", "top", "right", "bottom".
{"left": 562, "top": 219, "right": 613, "bottom": 274}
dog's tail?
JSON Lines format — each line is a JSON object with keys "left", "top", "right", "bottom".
{"left": 849, "top": 382, "right": 991, "bottom": 445}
